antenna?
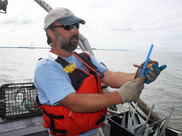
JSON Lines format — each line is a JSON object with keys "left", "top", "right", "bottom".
{"left": 34, "top": 0, "right": 52, "bottom": 12}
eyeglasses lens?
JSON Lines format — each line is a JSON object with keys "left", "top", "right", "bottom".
{"left": 65, "top": 23, "right": 79, "bottom": 30}
{"left": 51, "top": 23, "right": 80, "bottom": 30}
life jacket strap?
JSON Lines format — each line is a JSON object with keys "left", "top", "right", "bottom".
{"left": 95, "top": 113, "right": 106, "bottom": 126}
{"left": 55, "top": 56, "right": 89, "bottom": 91}
{"left": 36, "top": 96, "right": 67, "bottom": 135}
{"left": 75, "top": 52, "right": 105, "bottom": 79}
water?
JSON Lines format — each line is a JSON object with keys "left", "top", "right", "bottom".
{"left": 0, "top": 48, "right": 182, "bottom": 131}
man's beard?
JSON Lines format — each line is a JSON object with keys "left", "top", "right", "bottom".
{"left": 55, "top": 33, "right": 78, "bottom": 53}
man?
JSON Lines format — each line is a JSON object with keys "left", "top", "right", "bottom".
{"left": 34, "top": 7, "right": 166, "bottom": 136}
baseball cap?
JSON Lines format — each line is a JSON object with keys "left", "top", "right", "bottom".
{"left": 44, "top": 7, "right": 85, "bottom": 30}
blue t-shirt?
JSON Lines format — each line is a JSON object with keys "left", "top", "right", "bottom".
{"left": 34, "top": 51, "right": 108, "bottom": 136}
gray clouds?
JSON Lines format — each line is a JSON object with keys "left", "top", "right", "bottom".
{"left": 0, "top": 0, "right": 182, "bottom": 52}
{"left": 0, "top": 17, "right": 32, "bottom": 25}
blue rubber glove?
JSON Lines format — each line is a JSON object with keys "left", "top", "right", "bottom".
{"left": 144, "top": 64, "right": 167, "bottom": 84}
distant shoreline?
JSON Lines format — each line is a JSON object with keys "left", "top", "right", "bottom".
{"left": 0, "top": 46, "right": 128, "bottom": 51}
{"left": 0, "top": 46, "right": 50, "bottom": 49}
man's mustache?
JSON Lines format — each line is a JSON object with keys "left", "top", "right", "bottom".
{"left": 70, "top": 34, "right": 78, "bottom": 40}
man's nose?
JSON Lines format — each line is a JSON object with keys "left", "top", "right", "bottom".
{"left": 71, "top": 26, "right": 79, "bottom": 34}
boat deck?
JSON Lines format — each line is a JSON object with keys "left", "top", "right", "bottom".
{"left": 0, "top": 116, "right": 48, "bottom": 136}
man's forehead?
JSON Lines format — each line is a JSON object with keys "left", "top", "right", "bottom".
{"left": 54, "top": 21, "right": 63, "bottom": 25}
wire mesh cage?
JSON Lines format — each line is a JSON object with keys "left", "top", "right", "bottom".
{"left": 0, "top": 83, "right": 42, "bottom": 120}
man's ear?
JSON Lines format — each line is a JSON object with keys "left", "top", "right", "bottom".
{"left": 47, "top": 29, "right": 55, "bottom": 40}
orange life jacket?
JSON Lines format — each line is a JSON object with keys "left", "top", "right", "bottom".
{"left": 36, "top": 52, "right": 107, "bottom": 136}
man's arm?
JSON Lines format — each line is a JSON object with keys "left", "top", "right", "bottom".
{"left": 101, "top": 70, "right": 135, "bottom": 88}
{"left": 59, "top": 91, "right": 122, "bottom": 113}
{"left": 86, "top": 52, "right": 135, "bottom": 88}
{"left": 59, "top": 76, "right": 145, "bottom": 113}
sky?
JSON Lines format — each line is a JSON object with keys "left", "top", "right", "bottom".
{"left": 0, "top": 0, "right": 182, "bottom": 52}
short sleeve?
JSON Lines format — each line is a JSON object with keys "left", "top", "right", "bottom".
{"left": 34, "top": 59, "right": 75, "bottom": 105}
{"left": 85, "top": 52, "right": 108, "bottom": 74}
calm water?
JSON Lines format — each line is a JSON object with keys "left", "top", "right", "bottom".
{"left": 0, "top": 48, "right": 182, "bottom": 131}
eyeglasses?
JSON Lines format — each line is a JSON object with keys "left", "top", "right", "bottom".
{"left": 50, "top": 23, "right": 80, "bottom": 30}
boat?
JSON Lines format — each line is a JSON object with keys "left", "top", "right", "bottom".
{"left": 0, "top": 83, "right": 181, "bottom": 136}
{"left": 103, "top": 108, "right": 182, "bottom": 136}
{"left": 0, "top": 0, "right": 181, "bottom": 135}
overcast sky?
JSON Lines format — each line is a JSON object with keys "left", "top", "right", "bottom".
{"left": 0, "top": 0, "right": 182, "bottom": 52}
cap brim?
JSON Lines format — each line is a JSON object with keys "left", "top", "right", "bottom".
{"left": 57, "top": 16, "right": 85, "bottom": 25}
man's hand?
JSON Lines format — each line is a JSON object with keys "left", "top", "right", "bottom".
{"left": 144, "top": 64, "right": 167, "bottom": 84}
{"left": 134, "top": 60, "right": 167, "bottom": 84}
{"left": 116, "top": 76, "right": 145, "bottom": 103}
